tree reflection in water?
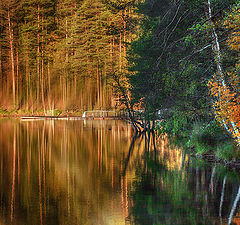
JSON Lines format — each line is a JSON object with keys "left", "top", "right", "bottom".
{"left": 1, "top": 119, "right": 240, "bottom": 224}
{"left": 126, "top": 132, "right": 240, "bottom": 225}
{"left": 0, "top": 119, "right": 134, "bottom": 225}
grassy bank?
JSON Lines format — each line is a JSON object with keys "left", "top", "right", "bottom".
{"left": 158, "top": 119, "right": 240, "bottom": 163}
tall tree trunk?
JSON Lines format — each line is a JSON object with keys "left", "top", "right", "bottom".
{"left": 123, "top": 10, "right": 127, "bottom": 60}
{"left": 8, "top": 8, "right": 15, "bottom": 107}
{"left": 41, "top": 17, "right": 46, "bottom": 114}
{"left": 0, "top": 45, "right": 2, "bottom": 92}
{"left": 97, "top": 63, "right": 100, "bottom": 107}
{"left": 37, "top": 4, "right": 40, "bottom": 106}
{"left": 47, "top": 61, "right": 51, "bottom": 111}
{"left": 74, "top": 70, "right": 77, "bottom": 99}
{"left": 110, "top": 37, "right": 113, "bottom": 72}
{"left": 0, "top": 45, "right": 2, "bottom": 80}
{"left": 119, "top": 32, "right": 122, "bottom": 72}
{"left": 16, "top": 45, "right": 19, "bottom": 107}
{"left": 26, "top": 53, "right": 29, "bottom": 110}
{"left": 64, "top": 19, "right": 68, "bottom": 110}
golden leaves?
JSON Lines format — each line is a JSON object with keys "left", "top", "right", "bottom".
{"left": 209, "top": 74, "right": 240, "bottom": 141}
{"left": 223, "top": 6, "right": 240, "bottom": 51}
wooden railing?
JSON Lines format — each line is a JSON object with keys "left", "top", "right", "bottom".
{"left": 82, "top": 110, "right": 128, "bottom": 118}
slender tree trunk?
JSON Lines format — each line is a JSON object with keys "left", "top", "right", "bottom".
{"left": 0, "top": 45, "right": 2, "bottom": 93}
{"left": 26, "top": 54, "right": 29, "bottom": 111}
{"left": 8, "top": 8, "right": 15, "bottom": 107}
{"left": 123, "top": 10, "right": 127, "bottom": 61}
{"left": 110, "top": 37, "right": 113, "bottom": 72}
{"left": 47, "top": 60, "right": 51, "bottom": 111}
{"left": 119, "top": 32, "right": 122, "bottom": 72}
{"left": 16, "top": 45, "right": 19, "bottom": 107}
{"left": 37, "top": 4, "right": 40, "bottom": 106}
{"left": 0, "top": 45, "right": 2, "bottom": 81}
{"left": 74, "top": 70, "right": 77, "bottom": 99}
{"left": 64, "top": 19, "right": 68, "bottom": 110}
{"left": 41, "top": 17, "right": 46, "bottom": 114}
{"left": 97, "top": 64, "right": 100, "bottom": 107}
{"left": 0, "top": 48, "right": 2, "bottom": 96}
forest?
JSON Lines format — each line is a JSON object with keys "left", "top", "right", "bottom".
{"left": 1, "top": 0, "right": 240, "bottom": 149}
{"left": 0, "top": 0, "right": 135, "bottom": 112}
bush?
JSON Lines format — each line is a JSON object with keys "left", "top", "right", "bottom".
{"left": 158, "top": 111, "right": 189, "bottom": 136}
{"left": 216, "top": 142, "right": 240, "bottom": 160}
{"left": 187, "top": 120, "right": 230, "bottom": 154}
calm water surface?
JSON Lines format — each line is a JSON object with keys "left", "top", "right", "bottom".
{"left": 0, "top": 119, "right": 240, "bottom": 225}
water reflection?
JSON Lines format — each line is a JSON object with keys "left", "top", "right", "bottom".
{"left": 127, "top": 133, "right": 240, "bottom": 225}
{"left": 0, "top": 119, "right": 240, "bottom": 224}
{"left": 0, "top": 119, "right": 135, "bottom": 225}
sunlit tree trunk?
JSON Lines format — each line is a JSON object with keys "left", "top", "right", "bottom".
{"left": 119, "top": 32, "right": 122, "bottom": 72}
{"left": 41, "top": 17, "right": 46, "bottom": 114}
{"left": 7, "top": 7, "right": 15, "bottom": 106}
{"left": 37, "top": 4, "right": 40, "bottom": 106}
{"left": 16, "top": 45, "right": 19, "bottom": 107}
{"left": 74, "top": 70, "right": 77, "bottom": 99}
{"left": 0, "top": 45, "right": 2, "bottom": 80}
{"left": 26, "top": 52, "right": 29, "bottom": 110}
{"left": 110, "top": 37, "right": 113, "bottom": 72}
{"left": 47, "top": 61, "right": 51, "bottom": 112}
{"left": 123, "top": 10, "right": 127, "bottom": 60}
{"left": 97, "top": 64, "right": 100, "bottom": 107}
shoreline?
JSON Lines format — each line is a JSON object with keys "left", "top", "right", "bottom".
{"left": 191, "top": 152, "right": 240, "bottom": 170}
{"left": 0, "top": 115, "right": 127, "bottom": 120}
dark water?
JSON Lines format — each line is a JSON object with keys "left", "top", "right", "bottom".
{"left": 0, "top": 119, "right": 240, "bottom": 225}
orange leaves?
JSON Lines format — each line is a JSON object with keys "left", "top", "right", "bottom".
{"left": 207, "top": 4, "right": 240, "bottom": 143}
{"left": 226, "top": 31, "right": 240, "bottom": 51}
{"left": 223, "top": 6, "right": 240, "bottom": 51}
{"left": 208, "top": 74, "right": 240, "bottom": 141}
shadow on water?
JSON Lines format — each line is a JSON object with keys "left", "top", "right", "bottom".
{"left": 1, "top": 119, "right": 240, "bottom": 224}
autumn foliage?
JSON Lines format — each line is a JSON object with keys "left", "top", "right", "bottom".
{"left": 209, "top": 75, "right": 240, "bottom": 140}
{"left": 209, "top": 4, "right": 240, "bottom": 143}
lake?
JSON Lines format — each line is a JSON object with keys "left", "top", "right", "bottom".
{"left": 0, "top": 119, "right": 240, "bottom": 225}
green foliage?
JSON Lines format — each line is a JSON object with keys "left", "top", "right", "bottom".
{"left": 158, "top": 111, "right": 189, "bottom": 136}
{"left": 186, "top": 121, "right": 224, "bottom": 152}
{"left": 216, "top": 142, "right": 240, "bottom": 160}
{"left": 127, "top": 0, "right": 217, "bottom": 126}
